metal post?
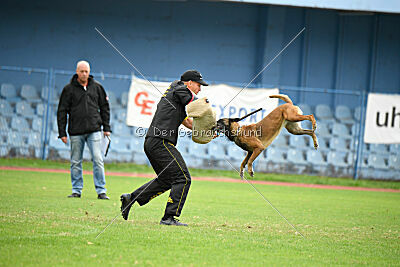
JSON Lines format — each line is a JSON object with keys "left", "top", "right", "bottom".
{"left": 353, "top": 90, "right": 367, "bottom": 179}
{"left": 42, "top": 68, "right": 54, "bottom": 160}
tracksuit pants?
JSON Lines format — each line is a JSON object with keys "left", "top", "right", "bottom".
{"left": 131, "top": 137, "right": 191, "bottom": 219}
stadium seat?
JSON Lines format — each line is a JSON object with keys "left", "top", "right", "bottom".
{"left": 327, "top": 151, "right": 348, "bottom": 168}
{"left": 227, "top": 144, "right": 246, "bottom": 162}
{"left": 16, "top": 101, "right": 35, "bottom": 118}
{"left": 208, "top": 142, "right": 227, "bottom": 160}
{"left": 112, "top": 137, "right": 133, "bottom": 161}
{"left": 0, "top": 99, "right": 14, "bottom": 116}
{"left": 311, "top": 137, "right": 329, "bottom": 151}
{"left": 185, "top": 155, "right": 204, "bottom": 168}
{"left": 0, "top": 117, "right": 9, "bottom": 132}
{"left": 369, "top": 144, "right": 389, "bottom": 155}
{"left": 1, "top": 83, "right": 18, "bottom": 99}
{"left": 288, "top": 135, "right": 308, "bottom": 149}
{"left": 36, "top": 103, "right": 46, "bottom": 117}
{"left": 346, "top": 152, "right": 357, "bottom": 167}
{"left": 120, "top": 91, "right": 129, "bottom": 107}
{"left": 306, "top": 150, "right": 328, "bottom": 167}
{"left": 7, "top": 131, "right": 26, "bottom": 147}
{"left": 315, "top": 121, "right": 331, "bottom": 137}
{"left": 28, "top": 132, "right": 42, "bottom": 158}
{"left": 0, "top": 145, "right": 9, "bottom": 157}
{"left": 349, "top": 139, "right": 369, "bottom": 154}
{"left": 113, "top": 137, "right": 131, "bottom": 153}
{"left": 271, "top": 134, "right": 288, "bottom": 147}
{"left": 287, "top": 149, "right": 308, "bottom": 165}
{"left": 367, "top": 153, "right": 388, "bottom": 169}
{"left": 265, "top": 147, "right": 286, "bottom": 164}
{"left": 113, "top": 122, "right": 131, "bottom": 136}
{"left": 388, "top": 154, "right": 400, "bottom": 170}
{"left": 41, "top": 86, "right": 49, "bottom": 100}
{"left": 51, "top": 119, "right": 59, "bottom": 132}
{"left": 28, "top": 132, "right": 42, "bottom": 148}
{"left": 189, "top": 142, "right": 209, "bottom": 159}
{"left": 41, "top": 87, "right": 60, "bottom": 103}
{"left": 301, "top": 120, "right": 313, "bottom": 130}
{"left": 131, "top": 138, "right": 145, "bottom": 153}
{"left": 133, "top": 151, "right": 148, "bottom": 165}
{"left": 354, "top": 106, "right": 361, "bottom": 122}
{"left": 350, "top": 124, "right": 360, "bottom": 136}
{"left": 20, "top": 84, "right": 41, "bottom": 102}
{"left": 32, "top": 117, "right": 43, "bottom": 132}
{"left": 10, "top": 116, "right": 30, "bottom": 132}
{"left": 176, "top": 138, "right": 190, "bottom": 156}
{"left": 335, "top": 105, "right": 354, "bottom": 124}
{"left": 389, "top": 144, "right": 400, "bottom": 155}
{"left": 331, "top": 123, "right": 351, "bottom": 138}
{"left": 330, "top": 137, "right": 349, "bottom": 152}
{"left": 315, "top": 104, "right": 335, "bottom": 122}
{"left": 114, "top": 108, "right": 127, "bottom": 123}
{"left": 297, "top": 103, "right": 312, "bottom": 115}
{"left": 48, "top": 131, "right": 69, "bottom": 150}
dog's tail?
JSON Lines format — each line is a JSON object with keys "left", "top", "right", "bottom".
{"left": 269, "top": 94, "right": 293, "bottom": 105}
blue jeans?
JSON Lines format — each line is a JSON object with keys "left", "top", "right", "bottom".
{"left": 70, "top": 131, "right": 106, "bottom": 195}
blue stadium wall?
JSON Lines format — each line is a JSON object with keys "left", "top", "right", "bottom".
{"left": 1, "top": 0, "right": 399, "bottom": 104}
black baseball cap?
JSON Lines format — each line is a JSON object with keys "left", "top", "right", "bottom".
{"left": 180, "top": 70, "right": 208, "bottom": 86}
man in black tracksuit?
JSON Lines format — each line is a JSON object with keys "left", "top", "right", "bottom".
{"left": 120, "top": 70, "right": 208, "bottom": 226}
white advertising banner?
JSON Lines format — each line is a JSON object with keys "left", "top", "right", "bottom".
{"left": 126, "top": 76, "right": 279, "bottom": 129}
{"left": 364, "top": 93, "right": 400, "bottom": 144}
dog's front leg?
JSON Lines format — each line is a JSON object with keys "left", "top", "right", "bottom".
{"left": 240, "top": 152, "right": 252, "bottom": 179}
{"left": 247, "top": 148, "right": 263, "bottom": 178}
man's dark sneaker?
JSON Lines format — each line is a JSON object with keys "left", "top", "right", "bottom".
{"left": 68, "top": 193, "right": 81, "bottom": 198}
{"left": 160, "top": 217, "right": 188, "bottom": 226}
{"left": 97, "top": 193, "right": 110, "bottom": 200}
{"left": 120, "top": 193, "right": 134, "bottom": 220}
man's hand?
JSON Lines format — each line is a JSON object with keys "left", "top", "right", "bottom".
{"left": 61, "top": 136, "right": 68, "bottom": 144}
{"left": 182, "top": 118, "right": 193, "bottom": 130}
{"left": 104, "top": 131, "right": 111, "bottom": 137}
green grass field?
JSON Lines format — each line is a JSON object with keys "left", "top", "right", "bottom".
{"left": 1, "top": 160, "right": 399, "bottom": 266}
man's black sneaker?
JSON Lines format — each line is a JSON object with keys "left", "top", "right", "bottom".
{"left": 120, "top": 193, "right": 134, "bottom": 220}
{"left": 160, "top": 217, "right": 188, "bottom": 226}
{"left": 98, "top": 193, "right": 110, "bottom": 200}
{"left": 68, "top": 193, "right": 81, "bottom": 198}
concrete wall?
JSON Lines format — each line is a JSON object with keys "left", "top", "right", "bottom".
{"left": 1, "top": 0, "right": 399, "bottom": 104}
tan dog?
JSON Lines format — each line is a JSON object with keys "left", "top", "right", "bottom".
{"left": 215, "top": 94, "right": 318, "bottom": 178}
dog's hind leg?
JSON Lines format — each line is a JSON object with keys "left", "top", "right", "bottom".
{"left": 284, "top": 108, "right": 317, "bottom": 132}
{"left": 247, "top": 148, "right": 263, "bottom": 178}
{"left": 240, "top": 152, "right": 252, "bottom": 179}
{"left": 286, "top": 122, "right": 318, "bottom": 149}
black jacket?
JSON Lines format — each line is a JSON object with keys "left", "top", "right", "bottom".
{"left": 57, "top": 74, "right": 111, "bottom": 137}
{"left": 146, "top": 80, "right": 196, "bottom": 145}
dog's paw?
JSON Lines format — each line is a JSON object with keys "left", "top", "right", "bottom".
{"left": 240, "top": 170, "right": 244, "bottom": 179}
{"left": 249, "top": 171, "right": 254, "bottom": 178}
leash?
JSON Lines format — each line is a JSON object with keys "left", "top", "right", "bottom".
{"left": 234, "top": 108, "right": 263, "bottom": 122}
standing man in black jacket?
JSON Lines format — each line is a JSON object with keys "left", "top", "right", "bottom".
{"left": 57, "top": 60, "right": 111, "bottom": 200}
{"left": 120, "top": 70, "right": 208, "bottom": 226}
